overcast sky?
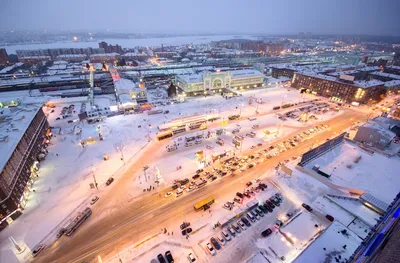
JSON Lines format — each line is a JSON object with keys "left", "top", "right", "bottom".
{"left": 1, "top": 0, "right": 399, "bottom": 35}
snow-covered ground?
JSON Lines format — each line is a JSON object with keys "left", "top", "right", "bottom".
{"left": 0, "top": 86, "right": 345, "bottom": 262}
{"left": 293, "top": 221, "right": 362, "bottom": 263}
{"left": 304, "top": 141, "right": 400, "bottom": 203}
{"left": 255, "top": 212, "right": 325, "bottom": 263}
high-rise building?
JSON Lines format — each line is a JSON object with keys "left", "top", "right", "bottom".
{"left": 0, "top": 105, "right": 50, "bottom": 230}
{"left": 98, "top": 41, "right": 123, "bottom": 54}
{"left": 0, "top": 48, "right": 9, "bottom": 65}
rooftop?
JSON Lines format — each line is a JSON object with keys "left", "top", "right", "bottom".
{"left": 300, "top": 72, "right": 384, "bottom": 88}
{"left": 353, "top": 79, "right": 384, "bottom": 88}
{"left": 384, "top": 80, "right": 400, "bottom": 87}
{"left": 90, "top": 53, "right": 120, "bottom": 57}
{"left": 231, "top": 69, "right": 264, "bottom": 78}
{"left": 328, "top": 70, "right": 359, "bottom": 77}
{"left": 56, "top": 54, "right": 87, "bottom": 58}
{"left": 370, "top": 71, "right": 400, "bottom": 80}
{"left": 294, "top": 221, "right": 362, "bottom": 263}
{"left": 177, "top": 73, "right": 203, "bottom": 83}
{"left": 361, "top": 121, "right": 396, "bottom": 139}
{"left": 0, "top": 105, "right": 42, "bottom": 173}
{"left": 356, "top": 66, "right": 381, "bottom": 72}
{"left": 304, "top": 141, "right": 400, "bottom": 203}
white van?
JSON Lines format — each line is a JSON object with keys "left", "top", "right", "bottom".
{"left": 247, "top": 212, "right": 255, "bottom": 222}
{"left": 176, "top": 188, "right": 183, "bottom": 197}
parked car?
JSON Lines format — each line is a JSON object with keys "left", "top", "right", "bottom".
{"left": 192, "top": 174, "right": 200, "bottom": 180}
{"left": 241, "top": 217, "right": 251, "bottom": 227}
{"left": 180, "top": 222, "right": 190, "bottom": 230}
{"left": 56, "top": 228, "right": 66, "bottom": 238}
{"left": 171, "top": 184, "right": 179, "bottom": 190}
{"left": 263, "top": 202, "right": 273, "bottom": 212}
{"left": 233, "top": 197, "right": 242, "bottom": 204}
{"left": 270, "top": 197, "right": 280, "bottom": 207}
{"left": 181, "top": 228, "right": 192, "bottom": 236}
{"left": 266, "top": 200, "right": 275, "bottom": 209}
{"left": 89, "top": 195, "right": 99, "bottom": 205}
{"left": 302, "top": 203, "right": 313, "bottom": 212}
{"left": 106, "top": 177, "right": 114, "bottom": 186}
{"left": 165, "top": 251, "right": 174, "bottom": 263}
{"left": 255, "top": 208, "right": 264, "bottom": 217}
{"left": 326, "top": 214, "right": 334, "bottom": 222}
{"left": 187, "top": 253, "right": 196, "bottom": 262}
{"left": 238, "top": 220, "right": 246, "bottom": 230}
{"left": 164, "top": 192, "right": 173, "bottom": 198}
{"left": 261, "top": 228, "right": 272, "bottom": 237}
{"left": 217, "top": 235, "right": 227, "bottom": 245}
{"left": 157, "top": 254, "right": 166, "bottom": 263}
{"left": 259, "top": 205, "right": 268, "bottom": 214}
{"left": 32, "top": 245, "right": 45, "bottom": 257}
{"left": 227, "top": 226, "right": 236, "bottom": 236}
{"left": 211, "top": 237, "right": 222, "bottom": 250}
{"left": 222, "top": 230, "right": 231, "bottom": 241}
{"left": 206, "top": 243, "right": 217, "bottom": 255}
{"left": 236, "top": 192, "right": 244, "bottom": 198}
{"left": 231, "top": 223, "right": 241, "bottom": 233}
{"left": 250, "top": 210, "right": 260, "bottom": 220}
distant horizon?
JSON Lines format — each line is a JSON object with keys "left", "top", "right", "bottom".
{"left": 1, "top": 30, "right": 400, "bottom": 38}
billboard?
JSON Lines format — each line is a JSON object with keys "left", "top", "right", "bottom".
{"left": 339, "top": 74, "right": 355, "bottom": 82}
{"left": 299, "top": 133, "right": 346, "bottom": 166}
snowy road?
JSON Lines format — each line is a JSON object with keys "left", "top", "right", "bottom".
{"left": 31, "top": 109, "right": 367, "bottom": 263}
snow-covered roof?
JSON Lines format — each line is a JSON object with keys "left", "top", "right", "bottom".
{"left": 56, "top": 54, "right": 86, "bottom": 58}
{"left": 177, "top": 73, "right": 203, "bottom": 83}
{"left": 361, "top": 121, "right": 396, "bottom": 139}
{"left": 231, "top": 69, "right": 264, "bottom": 78}
{"left": 384, "top": 80, "right": 400, "bottom": 87}
{"left": 356, "top": 66, "right": 381, "bottom": 72}
{"left": 385, "top": 65, "right": 400, "bottom": 70}
{"left": 328, "top": 70, "right": 359, "bottom": 77}
{"left": 301, "top": 72, "right": 337, "bottom": 82}
{"left": 0, "top": 63, "right": 24, "bottom": 74}
{"left": 299, "top": 72, "right": 384, "bottom": 88}
{"left": 122, "top": 52, "right": 149, "bottom": 57}
{"left": 370, "top": 71, "right": 400, "bottom": 80}
{"left": 304, "top": 141, "right": 400, "bottom": 203}
{"left": 0, "top": 105, "right": 42, "bottom": 173}
{"left": 360, "top": 192, "right": 389, "bottom": 213}
{"left": 19, "top": 56, "right": 51, "bottom": 59}
{"left": 294, "top": 221, "right": 362, "bottom": 263}
{"left": 90, "top": 53, "right": 120, "bottom": 58}
{"left": 0, "top": 74, "right": 82, "bottom": 87}
{"left": 353, "top": 79, "right": 384, "bottom": 88}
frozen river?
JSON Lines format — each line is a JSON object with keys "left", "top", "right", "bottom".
{"left": 1, "top": 34, "right": 258, "bottom": 54}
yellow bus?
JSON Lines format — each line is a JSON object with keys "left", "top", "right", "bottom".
{"left": 194, "top": 196, "right": 215, "bottom": 211}
{"left": 157, "top": 131, "right": 173, "bottom": 141}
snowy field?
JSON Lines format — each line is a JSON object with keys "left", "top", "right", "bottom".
{"left": 304, "top": 141, "right": 400, "bottom": 203}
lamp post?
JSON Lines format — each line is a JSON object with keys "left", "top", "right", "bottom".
{"left": 92, "top": 167, "right": 98, "bottom": 190}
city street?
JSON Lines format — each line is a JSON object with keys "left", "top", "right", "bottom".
{"left": 34, "top": 109, "right": 365, "bottom": 263}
